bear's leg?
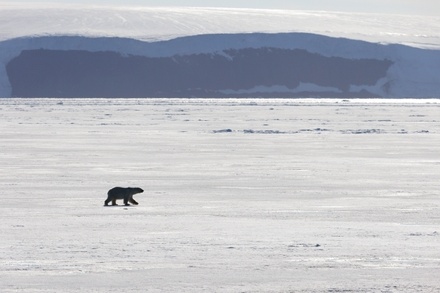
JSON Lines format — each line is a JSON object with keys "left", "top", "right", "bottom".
{"left": 124, "top": 196, "right": 130, "bottom": 206}
{"left": 111, "top": 199, "right": 118, "bottom": 206}
{"left": 129, "top": 198, "right": 139, "bottom": 205}
{"left": 104, "top": 197, "right": 111, "bottom": 206}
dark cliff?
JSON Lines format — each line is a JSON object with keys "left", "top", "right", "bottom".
{"left": 6, "top": 47, "right": 392, "bottom": 98}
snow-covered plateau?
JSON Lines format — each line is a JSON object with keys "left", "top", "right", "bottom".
{"left": 1, "top": 98, "right": 439, "bottom": 292}
{"left": 1, "top": 5, "right": 440, "bottom": 98}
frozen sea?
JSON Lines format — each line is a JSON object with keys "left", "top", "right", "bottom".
{"left": 1, "top": 98, "right": 439, "bottom": 292}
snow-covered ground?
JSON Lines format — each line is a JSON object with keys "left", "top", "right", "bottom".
{"left": 1, "top": 4, "right": 439, "bottom": 48}
{"left": 1, "top": 98, "right": 439, "bottom": 292}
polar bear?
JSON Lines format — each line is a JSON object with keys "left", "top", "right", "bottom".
{"left": 104, "top": 187, "right": 144, "bottom": 206}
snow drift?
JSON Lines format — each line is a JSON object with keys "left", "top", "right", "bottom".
{"left": 0, "top": 6, "right": 439, "bottom": 98}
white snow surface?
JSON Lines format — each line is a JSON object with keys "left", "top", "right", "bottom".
{"left": 1, "top": 5, "right": 439, "bottom": 47}
{"left": 220, "top": 83, "right": 343, "bottom": 95}
{"left": 1, "top": 98, "right": 440, "bottom": 292}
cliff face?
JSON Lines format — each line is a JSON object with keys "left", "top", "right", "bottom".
{"left": 6, "top": 47, "right": 392, "bottom": 98}
{"left": 1, "top": 33, "right": 440, "bottom": 98}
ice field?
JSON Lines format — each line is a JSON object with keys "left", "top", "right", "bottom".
{"left": 1, "top": 98, "right": 440, "bottom": 292}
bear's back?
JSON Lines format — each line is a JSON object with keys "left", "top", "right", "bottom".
{"left": 108, "top": 187, "right": 143, "bottom": 196}
{"left": 108, "top": 187, "right": 127, "bottom": 196}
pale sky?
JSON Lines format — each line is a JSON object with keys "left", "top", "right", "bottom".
{"left": 1, "top": 0, "right": 439, "bottom": 16}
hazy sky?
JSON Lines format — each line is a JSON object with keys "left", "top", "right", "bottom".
{"left": 1, "top": 0, "right": 439, "bottom": 16}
